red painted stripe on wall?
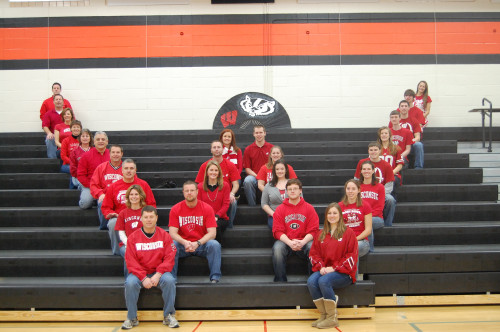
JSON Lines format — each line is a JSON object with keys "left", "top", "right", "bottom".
{"left": 1, "top": 22, "right": 499, "bottom": 60}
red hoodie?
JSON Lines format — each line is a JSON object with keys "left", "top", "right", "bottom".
{"left": 309, "top": 227, "right": 358, "bottom": 282}
{"left": 101, "top": 177, "right": 156, "bottom": 218}
{"left": 272, "top": 198, "right": 319, "bottom": 241}
{"left": 77, "top": 148, "right": 110, "bottom": 188}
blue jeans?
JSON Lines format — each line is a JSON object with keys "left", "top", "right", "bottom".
{"left": 78, "top": 185, "right": 94, "bottom": 209}
{"left": 368, "top": 216, "right": 385, "bottom": 252}
{"left": 307, "top": 271, "right": 352, "bottom": 300}
{"left": 411, "top": 142, "right": 424, "bottom": 169}
{"left": 60, "top": 164, "right": 78, "bottom": 189}
{"left": 119, "top": 245, "right": 129, "bottom": 278}
{"left": 172, "top": 240, "right": 222, "bottom": 281}
{"left": 272, "top": 240, "right": 312, "bottom": 282}
{"left": 383, "top": 193, "right": 396, "bottom": 227}
{"left": 107, "top": 217, "right": 120, "bottom": 256}
{"left": 46, "top": 138, "right": 57, "bottom": 159}
{"left": 227, "top": 200, "right": 237, "bottom": 228}
{"left": 243, "top": 175, "right": 257, "bottom": 206}
{"left": 97, "top": 200, "right": 108, "bottom": 230}
{"left": 267, "top": 216, "right": 273, "bottom": 229}
{"left": 124, "top": 272, "right": 176, "bottom": 320}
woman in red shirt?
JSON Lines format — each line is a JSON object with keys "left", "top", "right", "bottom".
{"left": 220, "top": 129, "right": 243, "bottom": 175}
{"left": 257, "top": 146, "right": 297, "bottom": 192}
{"left": 197, "top": 160, "right": 231, "bottom": 243}
{"left": 338, "top": 179, "right": 372, "bottom": 258}
{"left": 54, "top": 108, "right": 75, "bottom": 150}
{"left": 307, "top": 202, "right": 358, "bottom": 329}
{"left": 115, "top": 184, "right": 147, "bottom": 275}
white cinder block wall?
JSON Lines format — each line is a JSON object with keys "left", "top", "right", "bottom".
{"left": 0, "top": 0, "right": 499, "bottom": 133}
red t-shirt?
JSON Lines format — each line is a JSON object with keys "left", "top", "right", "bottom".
{"left": 390, "top": 127, "right": 414, "bottom": 149}
{"left": 55, "top": 123, "right": 71, "bottom": 144}
{"left": 256, "top": 164, "right": 298, "bottom": 184}
{"left": 338, "top": 201, "right": 371, "bottom": 238}
{"left": 169, "top": 200, "right": 217, "bottom": 242}
{"left": 360, "top": 183, "right": 385, "bottom": 218}
{"left": 115, "top": 207, "right": 143, "bottom": 246}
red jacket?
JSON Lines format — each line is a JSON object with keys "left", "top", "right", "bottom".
{"left": 76, "top": 148, "right": 110, "bottom": 188}
{"left": 90, "top": 161, "right": 123, "bottom": 199}
{"left": 272, "top": 198, "right": 319, "bottom": 241}
{"left": 70, "top": 146, "right": 90, "bottom": 178}
{"left": 309, "top": 227, "right": 358, "bottom": 282}
{"left": 125, "top": 227, "right": 176, "bottom": 281}
{"left": 101, "top": 177, "right": 156, "bottom": 218}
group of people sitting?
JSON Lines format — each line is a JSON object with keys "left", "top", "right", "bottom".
{"left": 38, "top": 80, "right": 431, "bottom": 330}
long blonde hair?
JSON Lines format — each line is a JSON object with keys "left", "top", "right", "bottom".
{"left": 319, "top": 203, "right": 347, "bottom": 241}
{"left": 203, "top": 160, "right": 224, "bottom": 192}
{"left": 341, "top": 179, "right": 363, "bottom": 207}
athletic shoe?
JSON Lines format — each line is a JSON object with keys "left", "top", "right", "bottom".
{"left": 163, "top": 313, "right": 180, "bottom": 328}
{"left": 121, "top": 318, "right": 139, "bottom": 329}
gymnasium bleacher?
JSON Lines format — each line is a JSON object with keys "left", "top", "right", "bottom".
{"left": 0, "top": 127, "right": 499, "bottom": 311}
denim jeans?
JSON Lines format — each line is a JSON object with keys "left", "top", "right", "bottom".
{"left": 383, "top": 193, "right": 396, "bottom": 227}
{"left": 243, "top": 175, "right": 258, "bottom": 206}
{"left": 119, "top": 245, "right": 129, "bottom": 278}
{"left": 124, "top": 272, "right": 176, "bottom": 320}
{"left": 307, "top": 271, "right": 352, "bottom": 300}
{"left": 172, "top": 240, "right": 222, "bottom": 281}
{"left": 356, "top": 239, "right": 370, "bottom": 279}
{"left": 97, "top": 200, "right": 108, "bottom": 230}
{"left": 267, "top": 216, "right": 273, "bottom": 229}
{"left": 411, "top": 142, "right": 424, "bottom": 169}
{"left": 227, "top": 200, "right": 237, "bottom": 228}
{"left": 78, "top": 185, "right": 94, "bottom": 209}
{"left": 46, "top": 138, "right": 57, "bottom": 159}
{"left": 272, "top": 240, "right": 312, "bottom": 282}
{"left": 368, "top": 216, "right": 385, "bottom": 252}
{"left": 107, "top": 217, "right": 120, "bottom": 255}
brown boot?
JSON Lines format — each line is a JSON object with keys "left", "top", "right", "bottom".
{"left": 311, "top": 298, "right": 326, "bottom": 327}
{"left": 317, "top": 296, "right": 339, "bottom": 329}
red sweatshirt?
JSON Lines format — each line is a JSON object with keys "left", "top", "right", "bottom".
{"left": 90, "top": 161, "right": 123, "bottom": 199}
{"left": 272, "top": 198, "right": 319, "bottom": 241}
{"left": 101, "top": 177, "right": 156, "bottom": 218}
{"left": 60, "top": 136, "right": 80, "bottom": 165}
{"left": 70, "top": 146, "right": 90, "bottom": 178}
{"left": 360, "top": 183, "right": 385, "bottom": 218}
{"left": 125, "top": 227, "right": 176, "bottom": 281}
{"left": 76, "top": 148, "right": 110, "bottom": 188}
{"left": 309, "top": 227, "right": 358, "bottom": 282}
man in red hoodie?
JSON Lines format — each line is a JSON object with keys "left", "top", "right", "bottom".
{"left": 101, "top": 159, "right": 156, "bottom": 255}
{"left": 272, "top": 179, "right": 319, "bottom": 282}
{"left": 123, "top": 205, "right": 179, "bottom": 330}
{"left": 90, "top": 145, "right": 124, "bottom": 230}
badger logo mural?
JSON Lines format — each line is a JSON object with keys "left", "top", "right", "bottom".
{"left": 213, "top": 92, "right": 291, "bottom": 130}
{"left": 240, "top": 95, "right": 275, "bottom": 117}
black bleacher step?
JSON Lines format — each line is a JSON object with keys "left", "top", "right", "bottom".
{"left": 0, "top": 249, "right": 310, "bottom": 277}
{"left": 374, "top": 221, "right": 500, "bottom": 246}
{"left": 1, "top": 202, "right": 499, "bottom": 227}
{"left": 359, "top": 244, "right": 500, "bottom": 274}
{"left": 0, "top": 153, "right": 470, "bottom": 173}
{"left": 1, "top": 183, "right": 496, "bottom": 207}
{"left": 367, "top": 272, "right": 500, "bottom": 295}
{"left": 0, "top": 140, "right": 457, "bottom": 158}
{"left": 0, "top": 225, "right": 274, "bottom": 250}
{"left": 0, "top": 168, "right": 484, "bottom": 189}
{"left": 0, "top": 276, "right": 375, "bottom": 309}
{"left": 2, "top": 127, "right": 494, "bottom": 145}
{"left": 1, "top": 222, "right": 498, "bottom": 251}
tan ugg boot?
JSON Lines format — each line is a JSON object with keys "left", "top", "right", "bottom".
{"left": 311, "top": 298, "right": 326, "bottom": 327}
{"left": 317, "top": 296, "right": 339, "bottom": 329}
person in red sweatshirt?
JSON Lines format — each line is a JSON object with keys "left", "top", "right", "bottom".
{"left": 77, "top": 131, "right": 110, "bottom": 209}
{"left": 90, "top": 145, "right": 124, "bottom": 230}
{"left": 101, "top": 159, "right": 156, "bottom": 256}
{"left": 272, "top": 178, "right": 319, "bottom": 282}
{"left": 307, "top": 202, "right": 358, "bottom": 329}
{"left": 60, "top": 120, "right": 82, "bottom": 189}
{"left": 169, "top": 181, "right": 221, "bottom": 283}
{"left": 123, "top": 205, "right": 179, "bottom": 330}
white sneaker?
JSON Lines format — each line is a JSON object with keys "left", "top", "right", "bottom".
{"left": 121, "top": 318, "right": 139, "bottom": 329}
{"left": 163, "top": 313, "right": 180, "bottom": 328}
